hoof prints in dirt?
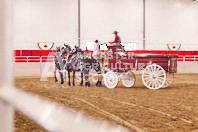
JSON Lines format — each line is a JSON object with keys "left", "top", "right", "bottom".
{"left": 15, "top": 74, "right": 198, "bottom": 132}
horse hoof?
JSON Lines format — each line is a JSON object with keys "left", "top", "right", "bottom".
{"left": 85, "top": 82, "right": 89, "bottom": 87}
{"left": 98, "top": 82, "right": 102, "bottom": 87}
{"left": 68, "top": 83, "right": 71, "bottom": 86}
{"left": 61, "top": 82, "right": 64, "bottom": 84}
{"left": 55, "top": 79, "right": 58, "bottom": 82}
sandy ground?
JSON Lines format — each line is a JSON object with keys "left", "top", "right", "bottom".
{"left": 14, "top": 73, "right": 198, "bottom": 132}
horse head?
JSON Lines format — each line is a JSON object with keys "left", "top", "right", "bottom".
{"left": 60, "top": 44, "right": 72, "bottom": 56}
{"left": 56, "top": 46, "right": 61, "bottom": 52}
{"left": 72, "top": 45, "right": 78, "bottom": 54}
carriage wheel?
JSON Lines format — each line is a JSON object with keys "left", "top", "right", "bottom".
{"left": 121, "top": 71, "right": 136, "bottom": 87}
{"left": 104, "top": 71, "right": 118, "bottom": 89}
{"left": 142, "top": 64, "right": 166, "bottom": 89}
{"left": 161, "top": 73, "right": 174, "bottom": 88}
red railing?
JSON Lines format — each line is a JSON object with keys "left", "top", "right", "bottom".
{"left": 14, "top": 50, "right": 198, "bottom": 62}
{"left": 14, "top": 56, "right": 55, "bottom": 63}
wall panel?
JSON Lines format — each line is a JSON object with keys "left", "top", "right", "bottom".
{"left": 146, "top": 0, "right": 198, "bottom": 50}
{"left": 13, "top": 0, "right": 78, "bottom": 48}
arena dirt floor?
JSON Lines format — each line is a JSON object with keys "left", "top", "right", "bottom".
{"left": 14, "top": 73, "right": 198, "bottom": 132}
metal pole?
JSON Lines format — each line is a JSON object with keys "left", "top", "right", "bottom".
{"left": 78, "top": 0, "right": 81, "bottom": 47}
{"left": 0, "top": 0, "right": 14, "bottom": 131}
{"left": 143, "top": 0, "right": 146, "bottom": 50}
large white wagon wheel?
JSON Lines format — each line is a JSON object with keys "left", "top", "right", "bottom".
{"left": 161, "top": 73, "right": 174, "bottom": 88}
{"left": 121, "top": 71, "right": 136, "bottom": 87}
{"left": 104, "top": 71, "right": 118, "bottom": 89}
{"left": 142, "top": 64, "right": 166, "bottom": 89}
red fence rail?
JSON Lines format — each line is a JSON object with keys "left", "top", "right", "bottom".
{"left": 14, "top": 56, "right": 55, "bottom": 63}
{"left": 14, "top": 50, "right": 198, "bottom": 62}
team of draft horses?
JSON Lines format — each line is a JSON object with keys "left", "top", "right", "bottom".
{"left": 54, "top": 44, "right": 103, "bottom": 87}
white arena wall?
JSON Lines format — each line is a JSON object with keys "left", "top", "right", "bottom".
{"left": 13, "top": 0, "right": 198, "bottom": 50}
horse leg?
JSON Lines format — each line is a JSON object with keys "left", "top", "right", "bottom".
{"left": 94, "top": 62, "right": 102, "bottom": 87}
{"left": 95, "top": 72, "right": 99, "bottom": 86}
{"left": 60, "top": 71, "right": 64, "bottom": 84}
{"left": 68, "top": 70, "right": 71, "bottom": 86}
{"left": 98, "top": 72, "right": 102, "bottom": 87}
{"left": 95, "top": 72, "right": 102, "bottom": 87}
{"left": 72, "top": 71, "right": 75, "bottom": 86}
{"left": 54, "top": 67, "right": 58, "bottom": 82}
{"left": 80, "top": 72, "right": 83, "bottom": 86}
{"left": 87, "top": 74, "right": 90, "bottom": 87}
{"left": 84, "top": 72, "right": 90, "bottom": 87}
{"left": 64, "top": 70, "right": 67, "bottom": 81}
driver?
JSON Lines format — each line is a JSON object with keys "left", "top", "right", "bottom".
{"left": 109, "top": 31, "right": 121, "bottom": 45}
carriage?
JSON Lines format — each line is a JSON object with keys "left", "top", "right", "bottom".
{"left": 103, "top": 44, "right": 178, "bottom": 89}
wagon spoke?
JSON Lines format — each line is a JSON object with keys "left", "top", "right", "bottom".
{"left": 152, "top": 81, "right": 155, "bottom": 88}
{"left": 153, "top": 65, "right": 157, "bottom": 73}
{"left": 158, "top": 77, "right": 165, "bottom": 80}
{"left": 156, "top": 67, "right": 160, "bottom": 74}
{"left": 144, "top": 76, "right": 151, "bottom": 80}
{"left": 145, "top": 78, "right": 152, "bottom": 85}
{"left": 167, "top": 80, "right": 171, "bottom": 84}
{"left": 157, "top": 79, "right": 164, "bottom": 84}
{"left": 157, "top": 71, "right": 164, "bottom": 76}
{"left": 143, "top": 74, "right": 150, "bottom": 77}
{"left": 156, "top": 80, "right": 160, "bottom": 87}
{"left": 155, "top": 81, "right": 158, "bottom": 88}
{"left": 144, "top": 70, "right": 151, "bottom": 75}
{"left": 158, "top": 73, "right": 164, "bottom": 76}
{"left": 148, "top": 79, "right": 153, "bottom": 86}
{"left": 151, "top": 65, "right": 154, "bottom": 72}
{"left": 155, "top": 80, "right": 159, "bottom": 88}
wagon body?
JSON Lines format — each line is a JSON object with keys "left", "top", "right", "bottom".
{"left": 104, "top": 44, "right": 178, "bottom": 89}
{"left": 107, "top": 45, "right": 178, "bottom": 73}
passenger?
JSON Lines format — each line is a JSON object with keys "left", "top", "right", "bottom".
{"left": 93, "top": 40, "right": 106, "bottom": 72}
{"left": 93, "top": 40, "right": 102, "bottom": 63}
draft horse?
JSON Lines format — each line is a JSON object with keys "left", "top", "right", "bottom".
{"left": 54, "top": 46, "right": 68, "bottom": 84}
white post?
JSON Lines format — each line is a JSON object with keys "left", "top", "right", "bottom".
{"left": 0, "top": 0, "right": 14, "bottom": 132}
